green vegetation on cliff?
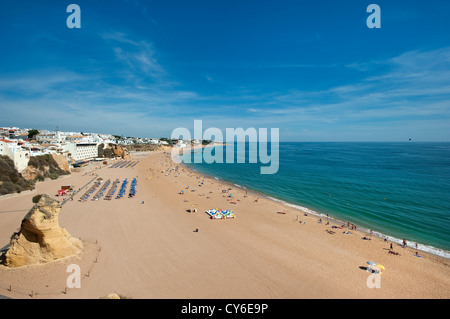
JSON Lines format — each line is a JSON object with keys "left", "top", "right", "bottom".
{"left": 97, "top": 143, "right": 116, "bottom": 158}
{"left": 0, "top": 155, "right": 34, "bottom": 195}
{"left": 28, "top": 154, "right": 70, "bottom": 181}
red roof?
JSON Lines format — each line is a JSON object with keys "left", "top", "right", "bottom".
{"left": 0, "top": 139, "right": 14, "bottom": 143}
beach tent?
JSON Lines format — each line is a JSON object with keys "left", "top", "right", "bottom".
{"left": 205, "top": 209, "right": 236, "bottom": 219}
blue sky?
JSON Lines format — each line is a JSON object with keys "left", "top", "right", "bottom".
{"left": 0, "top": 0, "right": 449, "bottom": 141}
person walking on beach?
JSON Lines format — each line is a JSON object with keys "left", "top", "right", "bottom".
{"left": 390, "top": 243, "right": 393, "bottom": 250}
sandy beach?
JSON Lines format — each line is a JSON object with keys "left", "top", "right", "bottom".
{"left": 0, "top": 151, "right": 449, "bottom": 299}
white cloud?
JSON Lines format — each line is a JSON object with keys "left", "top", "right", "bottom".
{"left": 1, "top": 45, "right": 449, "bottom": 141}
{"left": 103, "top": 32, "right": 166, "bottom": 80}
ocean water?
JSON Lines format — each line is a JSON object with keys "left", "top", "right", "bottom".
{"left": 184, "top": 142, "right": 450, "bottom": 258}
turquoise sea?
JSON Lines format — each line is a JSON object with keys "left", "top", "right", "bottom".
{"left": 185, "top": 142, "right": 450, "bottom": 258}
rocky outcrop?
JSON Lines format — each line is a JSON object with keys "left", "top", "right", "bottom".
{"left": 51, "top": 153, "right": 71, "bottom": 173}
{"left": 20, "top": 165, "right": 38, "bottom": 181}
{"left": 3, "top": 195, "right": 83, "bottom": 268}
{"left": 125, "top": 144, "right": 164, "bottom": 152}
{"left": 0, "top": 155, "right": 34, "bottom": 195}
{"left": 113, "top": 145, "right": 130, "bottom": 160}
{"left": 22, "top": 154, "right": 70, "bottom": 181}
{"left": 98, "top": 144, "right": 130, "bottom": 160}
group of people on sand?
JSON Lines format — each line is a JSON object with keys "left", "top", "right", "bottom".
{"left": 386, "top": 239, "right": 422, "bottom": 257}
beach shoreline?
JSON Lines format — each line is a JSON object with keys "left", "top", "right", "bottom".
{"left": 181, "top": 143, "right": 450, "bottom": 260}
{"left": 184, "top": 159, "right": 450, "bottom": 260}
{"left": 0, "top": 150, "right": 449, "bottom": 299}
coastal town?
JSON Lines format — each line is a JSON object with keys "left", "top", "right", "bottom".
{"left": 0, "top": 126, "right": 171, "bottom": 169}
{"left": 0, "top": 125, "right": 182, "bottom": 197}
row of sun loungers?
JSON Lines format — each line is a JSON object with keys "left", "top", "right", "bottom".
{"left": 92, "top": 179, "right": 111, "bottom": 201}
{"left": 78, "top": 178, "right": 137, "bottom": 201}
{"left": 129, "top": 178, "right": 137, "bottom": 198}
{"left": 104, "top": 179, "right": 120, "bottom": 200}
{"left": 109, "top": 160, "right": 139, "bottom": 169}
{"left": 116, "top": 178, "right": 128, "bottom": 199}
{"left": 78, "top": 179, "right": 103, "bottom": 202}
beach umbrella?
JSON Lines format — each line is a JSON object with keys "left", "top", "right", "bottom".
{"left": 367, "top": 261, "right": 377, "bottom": 266}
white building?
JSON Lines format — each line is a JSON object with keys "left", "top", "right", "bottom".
{"left": 98, "top": 134, "right": 116, "bottom": 145}
{"left": 118, "top": 138, "right": 135, "bottom": 146}
{"left": 175, "top": 140, "right": 188, "bottom": 148}
{"left": 65, "top": 134, "right": 88, "bottom": 143}
{"left": 149, "top": 139, "right": 160, "bottom": 145}
{"left": 0, "top": 139, "right": 30, "bottom": 172}
{"left": 61, "top": 143, "right": 98, "bottom": 162}
{"left": 36, "top": 133, "right": 57, "bottom": 143}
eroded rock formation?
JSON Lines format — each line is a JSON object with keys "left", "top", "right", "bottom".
{"left": 51, "top": 153, "right": 71, "bottom": 173}
{"left": 21, "top": 154, "right": 71, "bottom": 181}
{"left": 98, "top": 144, "right": 131, "bottom": 160}
{"left": 3, "top": 195, "right": 83, "bottom": 268}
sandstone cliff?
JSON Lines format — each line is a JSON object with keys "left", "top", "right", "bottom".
{"left": 51, "top": 153, "right": 71, "bottom": 172}
{"left": 0, "top": 155, "right": 34, "bottom": 195}
{"left": 3, "top": 195, "right": 83, "bottom": 268}
{"left": 21, "top": 154, "right": 70, "bottom": 181}
{"left": 98, "top": 143, "right": 131, "bottom": 160}
{"left": 113, "top": 144, "right": 130, "bottom": 160}
{"left": 122, "top": 144, "right": 174, "bottom": 154}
